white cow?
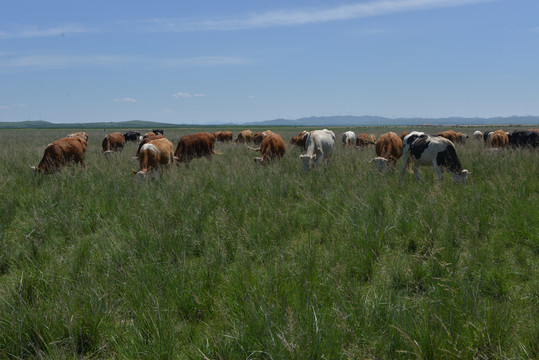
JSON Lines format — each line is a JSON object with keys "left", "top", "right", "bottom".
{"left": 401, "top": 132, "right": 469, "bottom": 183}
{"left": 341, "top": 131, "right": 356, "bottom": 146}
{"left": 473, "top": 130, "right": 483, "bottom": 140}
{"left": 299, "top": 129, "right": 335, "bottom": 170}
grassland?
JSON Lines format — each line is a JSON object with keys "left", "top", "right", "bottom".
{"left": 0, "top": 127, "right": 537, "bottom": 359}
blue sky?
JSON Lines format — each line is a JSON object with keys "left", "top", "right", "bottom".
{"left": 1, "top": 0, "right": 538, "bottom": 124}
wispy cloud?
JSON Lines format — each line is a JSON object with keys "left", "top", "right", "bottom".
{"left": 0, "top": 24, "right": 95, "bottom": 39}
{"left": 0, "top": 54, "right": 252, "bottom": 70}
{"left": 0, "top": 105, "right": 9, "bottom": 110}
{"left": 140, "top": 0, "right": 495, "bottom": 32}
{"left": 114, "top": 97, "right": 138, "bottom": 103}
{"left": 173, "top": 92, "right": 207, "bottom": 99}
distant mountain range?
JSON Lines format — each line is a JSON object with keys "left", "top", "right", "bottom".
{"left": 0, "top": 116, "right": 537, "bottom": 129}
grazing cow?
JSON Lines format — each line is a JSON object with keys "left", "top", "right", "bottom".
{"left": 455, "top": 132, "right": 468, "bottom": 143}
{"left": 356, "top": 133, "right": 376, "bottom": 147}
{"left": 214, "top": 131, "right": 233, "bottom": 142}
{"left": 250, "top": 132, "right": 286, "bottom": 165}
{"left": 67, "top": 132, "right": 89, "bottom": 141}
{"left": 509, "top": 130, "right": 539, "bottom": 148}
{"left": 483, "top": 131, "right": 493, "bottom": 145}
{"left": 437, "top": 130, "right": 458, "bottom": 143}
{"left": 342, "top": 131, "right": 356, "bottom": 146}
{"left": 400, "top": 131, "right": 410, "bottom": 141}
{"left": 401, "top": 132, "right": 469, "bottom": 183}
{"left": 489, "top": 130, "right": 509, "bottom": 149}
{"left": 102, "top": 132, "right": 126, "bottom": 156}
{"left": 132, "top": 137, "right": 174, "bottom": 181}
{"left": 124, "top": 131, "right": 141, "bottom": 142}
{"left": 370, "top": 132, "right": 403, "bottom": 171}
{"left": 143, "top": 131, "right": 156, "bottom": 138}
{"left": 136, "top": 135, "right": 165, "bottom": 156}
{"left": 235, "top": 130, "right": 254, "bottom": 143}
{"left": 253, "top": 130, "right": 272, "bottom": 145}
{"left": 152, "top": 129, "right": 164, "bottom": 135}
{"left": 290, "top": 131, "right": 308, "bottom": 149}
{"left": 174, "top": 132, "right": 217, "bottom": 163}
{"left": 299, "top": 129, "right": 335, "bottom": 170}
{"left": 31, "top": 136, "right": 87, "bottom": 175}
{"left": 473, "top": 130, "right": 483, "bottom": 140}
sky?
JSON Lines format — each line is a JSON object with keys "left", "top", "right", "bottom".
{"left": 1, "top": 0, "right": 538, "bottom": 124}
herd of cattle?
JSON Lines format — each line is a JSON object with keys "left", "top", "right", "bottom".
{"left": 31, "top": 127, "right": 538, "bottom": 182}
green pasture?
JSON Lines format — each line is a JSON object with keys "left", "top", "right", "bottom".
{"left": 0, "top": 127, "right": 537, "bottom": 359}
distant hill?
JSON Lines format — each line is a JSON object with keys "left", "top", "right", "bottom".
{"left": 1, "top": 116, "right": 537, "bottom": 129}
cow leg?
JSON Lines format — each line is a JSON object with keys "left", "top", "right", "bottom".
{"left": 434, "top": 163, "right": 443, "bottom": 181}
{"left": 414, "top": 165, "right": 421, "bottom": 182}
{"left": 316, "top": 153, "right": 324, "bottom": 165}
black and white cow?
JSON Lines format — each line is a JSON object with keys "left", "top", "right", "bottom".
{"left": 401, "top": 132, "right": 469, "bottom": 183}
{"left": 124, "top": 131, "right": 141, "bottom": 142}
{"left": 152, "top": 129, "right": 164, "bottom": 135}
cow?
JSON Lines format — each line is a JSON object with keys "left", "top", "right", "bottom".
{"left": 437, "top": 130, "right": 458, "bottom": 143}
{"left": 455, "top": 132, "right": 468, "bottom": 143}
{"left": 400, "top": 131, "right": 410, "bottom": 141}
{"left": 124, "top": 131, "right": 141, "bottom": 142}
{"left": 342, "top": 131, "right": 356, "bottom": 146}
{"left": 401, "top": 132, "right": 469, "bottom": 183}
{"left": 250, "top": 132, "right": 286, "bottom": 165}
{"left": 235, "top": 130, "right": 254, "bottom": 143}
{"left": 174, "top": 132, "right": 217, "bottom": 164}
{"left": 509, "top": 130, "right": 539, "bottom": 148}
{"left": 143, "top": 132, "right": 156, "bottom": 138}
{"left": 67, "top": 132, "right": 89, "bottom": 141}
{"left": 299, "top": 129, "right": 335, "bottom": 170}
{"left": 102, "top": 132, "right": 126, "bottom": 156}
{"left": 253, "top": 130, "right": 272, "bottom": 145}
{"left": 473, "top": 130, "right": 483, "bottom": 140}
{"left": 356, "top": 133, "right": 376, "bottom": 147}
{"left": 489, "top": 130, "right": 509, "bottom": 149}
{"left": 213, "top": 131, "right": 233, "bottom": 142}
{"left": 132, "top": 137, "right": 174, "bottom": 181}
{"left": 290, "top": 131, "right": 308, "bottom": 149}
{"left": 152, "top": 129, "right": 164, "bottom": 135}
{"left": 136, "top": 135, "right": 165, "bottom": 156}
{"left": 483, "top": 131, "right": 493, "bottom": 145}
{"left": 369, "top": 132, "right": 403, "bottom": 171}
{"left": 31, "top": 136, "right": 87, "bottom": 175}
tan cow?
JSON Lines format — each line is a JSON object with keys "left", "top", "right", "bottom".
{"left": 490, "top": 129, "right": 509, "bottom": 148}
{"left": 250, "top": 132, "right": 286, "bottom": 165}
{"left": 370, "top": 132, "right": 403, "bottom": 171}
{"left": 132, "top": 137, "right": 174, "bottom": 180}
{"left": 67, "top": 132, "right": 89, "bottom": 141}
{"left": 234, "top": 130, "right": 254, "bottom": 143}
{"left": 32, "top": 136, "right": 87, "bottom": 174}
{"left": 356, "top": 133, "right": 376, "bottom": 147}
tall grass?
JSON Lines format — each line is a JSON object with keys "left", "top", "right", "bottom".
{"left": 0, "top": 127, "right": 537, "bottom": 359}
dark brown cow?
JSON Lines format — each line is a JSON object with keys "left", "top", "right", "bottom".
{"left": 132, "top": 137, "right": 174, "bottom": 181}
{"left": 102, "top": 132, "right": 126, "bottom": 156}
{"left": 490, "top": 129, "right": 509, "bottom": 148}
{"left": 174, "top": 132, "right": 217, "bottom": 163}
{"left": 250, "top": 133, "right": 286, "bottom": 165}
{"left": 356, "top": 133, "right": 376, "bottom": 147}
{"left": 234, "top": 130, "right": 253, "bottom": 143}
{"left": 214, "top": 131, "right": 233, "bottom": 142}
{"left": 289, "top": 131, "right": 308, "bottom": 149}
{"left": 370, "top": 132, "right": 403, "bottom": 171}
{"left": 31, "top": 136, "right": 87, "bottom": 174}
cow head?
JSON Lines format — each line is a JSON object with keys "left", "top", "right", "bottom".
{"left": 299, "top": 154, "right": 316, "bottom": 170}
{"left": 254, "top": 156, "right": 265, "bottom": 165}
{"left": 369, "top": 157, "right": 394, "bottom": 172}
{"left": 103, "top": 150, "right": 113, "bottom": 158}
{"left": 451, "top": 169, "right": 470, "bottom": 183}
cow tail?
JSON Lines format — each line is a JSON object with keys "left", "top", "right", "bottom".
{"left": 102, "top": 137, "right": 111, "bottom": 152}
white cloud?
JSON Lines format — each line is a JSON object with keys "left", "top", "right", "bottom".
{"left": 114, "top": 97, "right": 138, "bottom": 103}
{"left": 0, "top": 105, "right": 9, "bottom": 109}
{"left": 140, "top": 0, "right": 495, "bottom": 32}
{"left": 194, "top": 93, "right": 206, "bottom": 97}
{"left": 173, "top": 92, "right": 193, "bottom": 99}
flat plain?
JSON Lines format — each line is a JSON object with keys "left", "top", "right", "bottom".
{"left": 0, "top": 126, "right": 537, "bottom": 359}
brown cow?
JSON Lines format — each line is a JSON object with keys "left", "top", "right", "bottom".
{"left": 214, "top": 131, "right": 233, "bottom": 142}
{"left": 132, "top": 137, "right": 174, "bottom": 181}
{"left": 174, "top": 132, "right": 217, "bottom": 163}
{"left": 356, "top": 133, "right": 376, "bottom": 147}
{"left": 67, "top": 132, "right": 89, "bottom": 141}
{"left": 136, "top": 135, "right": 165, "bottom": 156}
{"left": 370, "top": 132, "right": 403, "bottom": 171}
{"left": 102, "top": 132, "right": 126, "bottom": 156}
{"left": 31, "top": 136, "right": 87, "bottom": 175}
{"left": 143, "top": 131, "right": 156, "bottom": 138}
{"left": 289, "top": 131, "right": 308, "bottom": 149}
{"left": 234, "top": 130, "right": 253, "bottom": 143}
{"left": 253, "top": 130, "right": 272, "bottom": 144}
{"left": 250, "top": 133, "right": 286, "bottom": 165}
{"left": 490, "top": 129, "right": 509, "bottom": 148}
{"left": 400, "top": 131, "right": 410, "bottom": 141}
{"left": 437, "top": 130, "right": 458, "bottom": 143}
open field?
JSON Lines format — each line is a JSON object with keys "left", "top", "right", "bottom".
{"left": 0, "top": 126, "right": 537, "bottom": 359}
